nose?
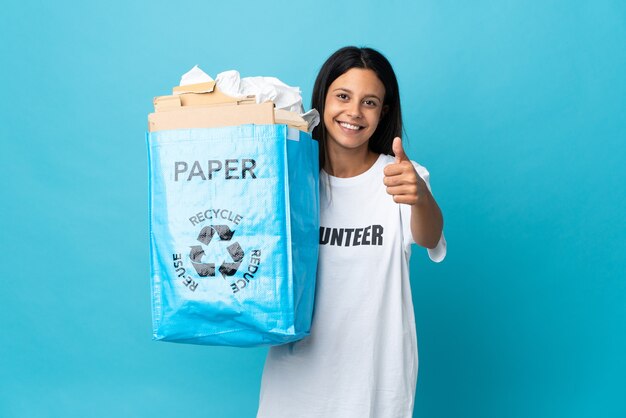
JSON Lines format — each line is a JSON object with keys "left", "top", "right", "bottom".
{"left": 346, "top": 101, "right": 362, "bottom": 119}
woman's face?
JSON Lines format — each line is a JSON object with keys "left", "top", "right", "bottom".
{"left": 323, "top": 68, "right": 386, "bottom": 154}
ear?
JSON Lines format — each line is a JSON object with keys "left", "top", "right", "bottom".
{"left": 381, "top": 104, "right": 389, "bottom": 118}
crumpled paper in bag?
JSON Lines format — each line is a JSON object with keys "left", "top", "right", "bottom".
{"left": 178, "top": 66, "right": 304, "bottom": 114}
{"left": 216, "top": 70, "right": 303, "bottom": 114}
{"left": 180, "top": 65, "right": 214, "bottom": 85}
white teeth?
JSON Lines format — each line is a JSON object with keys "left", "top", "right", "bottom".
{"left": 339, "top": 122, "right": 361, "bottom": 130}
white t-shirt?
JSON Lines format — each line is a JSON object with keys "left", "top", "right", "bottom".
{"left": 257, "top": 154, "right": 446, "bottom": 418}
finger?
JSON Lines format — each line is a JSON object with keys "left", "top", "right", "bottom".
{"left": 383, "top": 174, "right": 417, "bottom": 187}
{"left": 383, "top": 162, "right": 407, "bottom": 176}
{"left": 392, "top": 137, "right": 408, "bottom": 163}
{"left": 385, "top": 186, "right": 419, "bottom": 205}
{"left": 385, "top": 185, "right": 418, "bottom": 197}
{"left": 392, "top": 194, "right": 418, "bottom": 205}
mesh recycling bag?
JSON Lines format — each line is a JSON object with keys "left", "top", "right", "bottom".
{"left": 147, "top": 124, "right": 319, "bottom": 346}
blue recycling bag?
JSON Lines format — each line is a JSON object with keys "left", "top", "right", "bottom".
{"left": 147, "top": 124, "right": 319, "bottom": 346}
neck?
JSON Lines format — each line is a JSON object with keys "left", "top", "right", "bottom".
{"left": 324, "top": 144, "right": 379, "bottom": 178}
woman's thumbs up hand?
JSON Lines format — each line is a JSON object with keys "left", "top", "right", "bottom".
{"left": 383, "top": 137, "right": 429, "bottom": 206}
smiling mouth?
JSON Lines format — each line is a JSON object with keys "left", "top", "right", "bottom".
{"left": 337, "top": 121, "right": 364, "bottom": 131}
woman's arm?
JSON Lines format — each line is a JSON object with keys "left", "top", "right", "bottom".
{"left": 409, "top": 188, "right": 443, "bottom": 248}
{"left": 383, "top": 137, "right": 444, "bottom": 248}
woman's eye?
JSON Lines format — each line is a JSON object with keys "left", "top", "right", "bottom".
{"left": 364, "top": 100, "right": 377, "bottom": 107}
{"left": 337, "top": 93, "right": 349, "bottom": 100}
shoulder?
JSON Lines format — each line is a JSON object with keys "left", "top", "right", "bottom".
{"left": 412, "top": 161, "right": 431, "bottom": 183}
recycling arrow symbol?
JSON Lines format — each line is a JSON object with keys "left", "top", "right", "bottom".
{"left": 189, "top": 225, "right": 244, "bottom": 279}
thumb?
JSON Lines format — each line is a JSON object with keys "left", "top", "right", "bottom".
{"left": 392, "top": 137, "right": 408, "bottom": 163}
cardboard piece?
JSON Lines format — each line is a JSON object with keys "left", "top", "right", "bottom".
{"left": 172, "top": 81, "right": 216, "bottom": 94}
{"left": 274, "top": 109, "right": 308, "bottom": 132}
{"left": 154, "top": 85, "right": 256, "bottom": 112}
{"left": 179, "top": 91, "right": 255, "bottom": 108}
{"left": 148, "top": 102, "right": 275, "bottom": 132}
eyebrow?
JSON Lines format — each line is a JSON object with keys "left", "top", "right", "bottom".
{"left": 332, "top": 87, "right": 382, "bottom": 101}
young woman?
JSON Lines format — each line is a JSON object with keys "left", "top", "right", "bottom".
{"left": 257, "top": 46, "right": 446, "bottom": 418}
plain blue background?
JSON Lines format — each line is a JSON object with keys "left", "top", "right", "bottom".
{"left": 1, "top": 0, "right": 625, "bottom": 417}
